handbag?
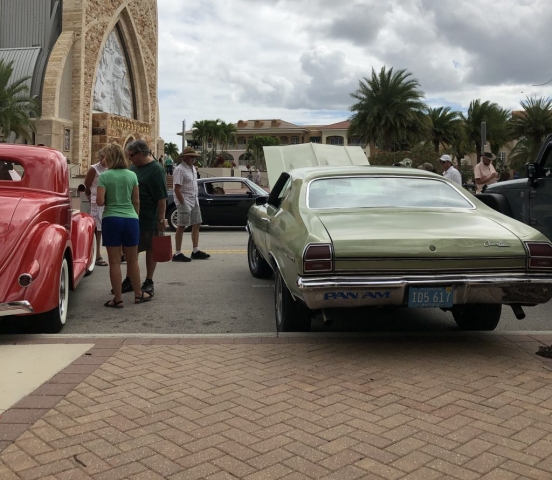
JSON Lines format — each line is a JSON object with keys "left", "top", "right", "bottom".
{"left": 152, "top": 232, "right": 172, "bottom": 262}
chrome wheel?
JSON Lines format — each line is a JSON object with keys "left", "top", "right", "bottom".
{"left": 247, "top": 236, "right": 272, "bottom": 278}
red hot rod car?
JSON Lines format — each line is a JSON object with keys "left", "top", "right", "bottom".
{"left": 0, "top": 144, "right": 96, "bottom": 332}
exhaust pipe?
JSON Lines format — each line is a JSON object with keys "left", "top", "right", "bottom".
{"left": 511, "top": 304, "right": 526, "bottom": 320}
{"left": 321, "top": 309, "right": 333, "bottom": 326}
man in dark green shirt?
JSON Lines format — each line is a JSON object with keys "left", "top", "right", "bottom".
{"left": 121, "top": 140, "right": 167, "bottom": 296}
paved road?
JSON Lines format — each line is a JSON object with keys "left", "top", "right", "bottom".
{"left": 2, "top": 230, "right": 551, "bottom": 334}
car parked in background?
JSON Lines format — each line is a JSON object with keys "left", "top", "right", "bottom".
{"left": 0, "top": 145, "right": 96, "bottom": 332}
{"left": 247, "top": 144, "right": 552, "bottom": 333}
{"left": 166, "top": 177, "right": 268, "bottom": 230}
{"left": 477, "top": 135, "right": 552, "bottom": 241}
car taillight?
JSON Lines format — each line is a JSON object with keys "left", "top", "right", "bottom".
{"left": 303, "top": 244, "right": 333, "bottom": 273}
{"left": 525, "top": 242, "right": 552, "bottom": 268}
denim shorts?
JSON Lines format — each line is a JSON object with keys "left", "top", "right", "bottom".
{"left": 101, "top": 217, "right": 140, "bottom": 247}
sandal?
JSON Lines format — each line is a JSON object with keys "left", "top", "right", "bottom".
{"left": 104, "top": 299, "right": 123, "bottom": 309}
{"left": 95, "top": 258, "right": 108, "bottom": 266}
{"left": 135, "top": 292, "right": 153, "bottom": 304}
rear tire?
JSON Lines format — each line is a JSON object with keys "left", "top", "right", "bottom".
{"left": 452, "top": 304, "right": 501, "bottom": 331}
{"left": 275, "top": 271, "right": 311, "bottom": 332}
{"left": 248, "top": 236, "right": 272, "bottom": 278}
{"left": 40, "top": 257, "right": 70, "bottom": 333}
{"left": 167, "top": 205, "right": 177, "bottom": 231}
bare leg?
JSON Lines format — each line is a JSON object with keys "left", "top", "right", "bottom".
{"left": 106, "top": 247, "right": 122, "bottom": 303}
{"left": 175, "top": 226, "right": 186, "bottom": 251}
{"left": 123, "top": 246, "right": 142, "bottom": 297}
{"left": 145, "top": 250, "right": 157, "bottom": 280}
{"left": 96, "top": 230, "right": 103, "bottom": 260}
{"left": 191, "top": 224, "right": 200, "bottom": 249}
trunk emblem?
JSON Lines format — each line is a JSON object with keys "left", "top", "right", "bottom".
{"left": 429, "top": 245, "right": 436, "bottom": 251}
{"left": 484, "top": 241, "right": 510, "bottom": 247}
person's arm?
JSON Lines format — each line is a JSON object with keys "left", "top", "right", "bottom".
{"left": 174, "top": 183, "right": 184, "bottom": 205}
{"left": 83, "top": 167, "right": 96, "bottom": 198}
{"left": 156, "top": 198, "right": 166, "bottom": 231}
{"left": 96, "top": 186, "right": 105, "bottom": 206}
{"left": 131, "top": 185, "right": 140, "bottom": 215}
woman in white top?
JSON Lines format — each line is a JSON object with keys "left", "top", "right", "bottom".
{"left": 84, "top": 147, "right": 108, "bottom": 266}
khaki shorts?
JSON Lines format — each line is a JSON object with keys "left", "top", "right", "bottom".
{"left": 176, "top": 203, "right": 202, "bottom": 227}
{"left": 138, "top": 229, "right": 162, "bottom": 253}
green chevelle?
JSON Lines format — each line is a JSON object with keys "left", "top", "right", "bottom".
{"left": 246, "top": 146, "right": 552, "bottom": 332}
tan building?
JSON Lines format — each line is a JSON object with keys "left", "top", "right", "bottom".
{"left": 0, "top": 0, "right": 161, "bottom": 175}
{"left": 180, "top": 119, "right": 370, "bottom": 165}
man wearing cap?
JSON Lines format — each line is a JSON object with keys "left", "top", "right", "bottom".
{"left": 473, "top": 152, "right": 499, "bottom": 193}
{"left": 439, "top": 154, "right": 462, "bottom": 186}
{"left": 172, "top": 146, "right": 210, "bottom": 262}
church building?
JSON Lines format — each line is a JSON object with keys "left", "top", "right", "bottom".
{"left": 0, "top": 0, "right": 161, "bottom": 174}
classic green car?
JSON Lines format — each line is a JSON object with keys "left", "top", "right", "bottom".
{"left": 246, "top": 145, "right": 552, "bottom": 332}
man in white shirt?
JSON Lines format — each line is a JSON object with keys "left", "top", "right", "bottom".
{"left": 172, "top": 147, "right": 210, "bottom": 262}
{"left": 439, "top": 154, "right": 462, "bottom": 186}
{"left": 473, "top": 152, "right": 498, "bottom": 193}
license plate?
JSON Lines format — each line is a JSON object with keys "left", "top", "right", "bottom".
{"left": 408, "top": 287, "right": 454, "bottom": 308}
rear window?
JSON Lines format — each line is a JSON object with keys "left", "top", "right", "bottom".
{"left": 0, "top": 160, "right": 24, "bottom": 181}
{"left": 308, "top": 176, "right": 473, "bottom": 209}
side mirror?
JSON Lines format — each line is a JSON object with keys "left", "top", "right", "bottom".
{"left": 255, "top": 196, "right": 268, "bottom": 206}
{"left": 525, "top": 162, "right": 539, "bottom": 187}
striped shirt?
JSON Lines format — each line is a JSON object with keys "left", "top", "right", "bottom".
{"left": 172, "top": 162, "right": 198, "bottom": 208}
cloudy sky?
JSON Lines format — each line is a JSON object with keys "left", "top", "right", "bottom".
{"left": 157, "top": 0, "right": 552, "bottom": 148}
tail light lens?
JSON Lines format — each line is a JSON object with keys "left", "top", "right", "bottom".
{"left": 525, "top": 242, "right": 552, "bottom": 268}
{"left": 303, "top": 244, "right": 333, "bottom": 273}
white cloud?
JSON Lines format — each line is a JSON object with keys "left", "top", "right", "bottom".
{"left": 158, "top": 0, "right": 552, "bottom": 148}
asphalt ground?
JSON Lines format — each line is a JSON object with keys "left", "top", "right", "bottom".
{"left": 1, "top": 229, "right": 552, "bottom": 335}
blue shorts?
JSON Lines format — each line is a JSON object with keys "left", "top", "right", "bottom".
{"left": 102, "top": 217, "right": 140, "bottom": 247}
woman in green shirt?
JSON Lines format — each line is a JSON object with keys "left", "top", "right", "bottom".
{"left": 96, "top": 144, "right": 153, "bottom": 307}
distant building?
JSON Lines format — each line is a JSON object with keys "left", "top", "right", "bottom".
{"left": 0, "top": 0, "right": 161, "bottom": 174}
{"left": 179, "top": 119, "right": 370, "bottom": 165}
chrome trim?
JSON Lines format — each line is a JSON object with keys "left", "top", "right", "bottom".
{"left": 296, "top": 273, "right": 552, "bottom": 309}
{"left": 0, "top": 301, "right": 34, "bottom": 317}
{"left": 18, "top": 273, "right": 33, "bottom": 287}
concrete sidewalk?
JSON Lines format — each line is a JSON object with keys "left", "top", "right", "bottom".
{"left": 1, "top": 333, "right": 552, "bottom": 479}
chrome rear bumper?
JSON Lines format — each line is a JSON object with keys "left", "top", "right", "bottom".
{"left": 297, "top": 273, "right": 552, "bottom": 309}
{"left": 0, "top": 301, "right": 34, "bottom": 317}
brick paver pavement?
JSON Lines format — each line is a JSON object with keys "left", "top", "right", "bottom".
{"left": 1, "top": 334, "right": 552, "bottom": 479}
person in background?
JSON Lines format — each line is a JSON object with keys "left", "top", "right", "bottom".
{"left": 164, "top": 155, "right": 174, "bottom": 175}
{"left": 84, "top": 147, "right": 108, "bottom": 266}
{"left": 172, "top": 147, "right": 210, "bottom": 262}
{"left": 254, "top": 169, "right": 261, "bottom": 185}
{"left": 439, "top": 154, "right": 462, "bottom": 185}
{"left": 96, "top": 144, "right": 152, "bottom": 307}
{"left": 120, "top": 140, "right": 168, "bottom": 296}
{"left": 474, "top": 151, "right": 499, "bottom": 193}
{"left": 418, "top": 162, "right": 436, "bottom": 173}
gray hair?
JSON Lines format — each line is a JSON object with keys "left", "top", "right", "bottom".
{"left": 125, "top": 139, "right": 151, "bottom": 156}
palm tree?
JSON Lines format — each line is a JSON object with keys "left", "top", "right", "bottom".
{"left": 219, "top": 122, "right": 237, "bottom": 154}
{"left": 463, "top": 99, "right": 510, "bottom": 161}
{"left": 427, "top": 106, "right": 462, "bottom": 153}
{"left": 246, "top": 135, "right": 280, "bottom": 170}
{"left": 0, "top": 59, "right": 40, "bottom": 142}
{"left": 348, "top": 67, "right": 429, "bottom": 152}
{"left": 164, "top": 142, "right": 179, "bottom": 160}
{"left": 508, "top": 96, "right": 552, "bottom": 171}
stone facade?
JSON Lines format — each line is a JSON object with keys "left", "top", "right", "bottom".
{"left": 36, "top": 0, "right": 160, "bottom": 174}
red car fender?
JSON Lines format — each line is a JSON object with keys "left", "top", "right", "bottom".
{"left": 70, "top": 212, "right": 96, "bottom": 286}
{"left": 4, "top": 223, "right": 70, "bottom": 315}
